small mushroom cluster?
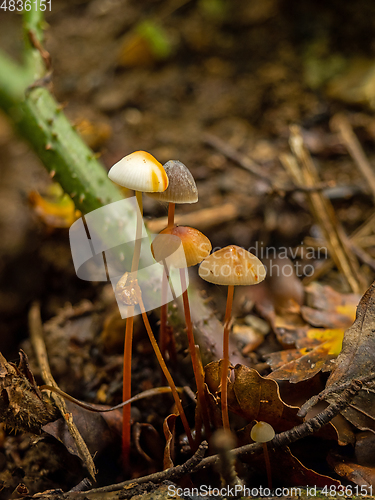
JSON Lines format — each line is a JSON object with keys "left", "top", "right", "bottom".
{"left": 108, "top": 150, "right": 266, "bottom": 466}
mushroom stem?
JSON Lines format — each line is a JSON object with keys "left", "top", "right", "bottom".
{"left": 180, "top": 269, "right": 211, "bottom": 439}
{"left": 159, "top": 269, "right": 168, "bottom": 358}
{"left": 122, "top": 313, "right": 134, "bottom": 468}
{"left": 131, "top": 190, "right": 143, "bottom": 274}
{"left": 135, "top": 287, "right": 195, "bottom": 450}
{"left": 167, "top": 202, "right": 175, "bottom": 228}
{"left": 221, "top": 284, "right": 234, "bottom": 430}
{"left": 159, "top": 200, "right": 175, "bottom": 360}
{"left": 159, "top": 199, "right": 175, "bottom": 361}
{"left": 122, "top": 189, "right": 144, "bottom": 469}
{"left": 262, "top": 442, "right": 273, "bottom": 489}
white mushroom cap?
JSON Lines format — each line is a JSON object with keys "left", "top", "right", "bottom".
{"left": 198, "top": 245, "right": 266, "bottom": 286}
{"left": 146, "top": 160, "right": 198, "bottom": 203}
{"left": 108, "top": 151, "right": 168, "bottom": 192}
{"left": 250, "top": 421, "right": 275, "bottom": 443}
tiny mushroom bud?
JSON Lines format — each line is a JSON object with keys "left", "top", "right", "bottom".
{"left": 251, "top": 421, "right": 275, "bottom": 489}
{"left": 199, "top": 245, "right": 266, "bottom": 430}
{"left": 250, "top": 421, "right": 275, "bottom": 443}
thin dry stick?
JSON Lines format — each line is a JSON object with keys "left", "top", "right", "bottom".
{"left": 331, "top": 114, "right": 375, "bottom": 201}
{"left": 28, "top": 302, "right": 96, "bottom": 481}
{"left": 287, "top": 125, "right": 363, "bottom": 294}
{"left": 203, "top": 132, "right": 334, "bottom": 194}
{"left": 203, "top": 133, "right": 272, "bottom": 184}
{"left": 57, "top": 378, "right": 364, "bottom": 499}
{"left": 134, "top": 285, "right": 195, "bottom": 449}
{"left": 298, "top": 195, "right": 375, "bottom": 284}
{"left": 146, "top": 202, "right": 239, "bottom": 233}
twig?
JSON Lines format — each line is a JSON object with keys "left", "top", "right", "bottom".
{"left": 286, "top": 125, "right": 364, "bottom": 294}
{"left": 203, "top": 132, "right": 272, "bottom": 184}
{"left": 302, "top": 210, "right": 375, "bottom": 285}
{"left": 79, "top": 441, "right": 209, "bottom": 496}
{"left": 18, "top": 378, "right": 363, "bottom": 499}
{"left": 203, "top": 132, "right": 336, "bottom": 195}
{"left": 331, "top": 114, "right": 375, "bottom": 202}
{"left": 146, "top": 202, "right": 239, "bottom": 233}
{"left": 28, "top": 302, "right": 97, "bottom": 481}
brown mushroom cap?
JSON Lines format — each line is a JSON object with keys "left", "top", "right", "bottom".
{"left": 198, "top": 245, "right": 266, "bottom": 286}
{"left": 146, "top": 160, "right": 198, "bottom": 203}
{"left": 250, "top": 421, "right": 275, "bottom": 443}
{"left": 108, "top": 151, "right": 168, "bottom": 192}
{"left": 151, "top": 225, "right": 212, "bottom": 268}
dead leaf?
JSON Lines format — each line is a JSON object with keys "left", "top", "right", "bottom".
{"left": 265, "top": 283, "right": 359, "bottom": 383}
{"left": 0, "top": 351, "right": 59, "bottom": 433}
{"left": 163, "top": 413, "right": 177, "bottom": 469}
{"left": 42, "top": 400, "right": 121, "bottom": 459}
{"left": 328, "top": 451, "right": 375, "bottom": 487}
{"left": 205, "top": 362, "right": 303, "bottom": 433}
{"left": 324, "top": 280, "right": 375, "bottom": 432}
{"left": 248, "top": 446, "right": 341, "bottom": 488}
{"left": 29, "top": 183, "right": 81, "bottom": 228}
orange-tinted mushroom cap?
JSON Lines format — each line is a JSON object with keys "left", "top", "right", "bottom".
{"left": 108, "top": 151, "right": 168, "bottom": 192}
{"left": 198, "top": 245, "right": 266, "bottom": 286}
{"left": 152, "top": 225, "right": 212, "bottom": 268}
{"left": 147, "top": 160, "right": 198, "bottom": 203}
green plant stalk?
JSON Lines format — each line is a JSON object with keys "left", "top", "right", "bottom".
{"left": 0, "top": 9, "right": 124, "bottom": 216}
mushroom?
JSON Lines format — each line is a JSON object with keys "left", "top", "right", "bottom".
{"left": 146, "top": 159, "right": 198, "bottom": 227}
{"left": 151, "top": 225, "right": 212, "bottom": 437}
{"left": 198, "top": 245, "right": 266, "bottom": 430}
{"left": 147, "top": 160, "right": 198, "bottom": 365}
{"left": 108, "top": 151, "right": 169, "bottom": 466}
{"left": 251, "top": 421, "right": 275, "bottom": 488}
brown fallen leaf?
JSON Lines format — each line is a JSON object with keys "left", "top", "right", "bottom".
{"left": 248, "top": 445, "right": 341, "bottom": 488}
{"left": 265, "top": 283, "right": 359, "bottom": 383}
{"left": 205, "top": 362, "right": 303, "bottom": 433}
{"left": 163, "top": 413, "right": 177, "bottom": 469}
{"left": 328, "top": 450, "right": 375, "bottom": 488}
{"left": 324, "top": 280, "right": 375, "bottom": 432}
{"left": 42, "top": 402, "right": 120, "bottom": 459}
{"left": 0, "top": 351, "right": 59, "bottom": 433}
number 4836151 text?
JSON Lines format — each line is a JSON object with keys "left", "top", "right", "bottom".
{"left": 0, "top": 0, "right": 51, "bottom": 11}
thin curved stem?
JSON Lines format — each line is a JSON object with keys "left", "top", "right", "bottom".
{"left": 180, "top": 269, "right": 211, "bottom": 439}
{"left": 122, "top": 313, "right": 134, "bottom": 469}
{"left": 263, "top": 443, "right": 273, "bottom": 489}
{"left": 159, "top": 269, "right": 168, "bottom": 360}
{"left": 136, "top": 288, "right": 195, "bottom": 450}
{"left": 221, "top": 285, "right": 234, "bottom": 430}
{"left": 159, "top": 201, "right": 176, "bottom": 359}
{"left": 122, "top": 190, "right": 144, "bottom": 470}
